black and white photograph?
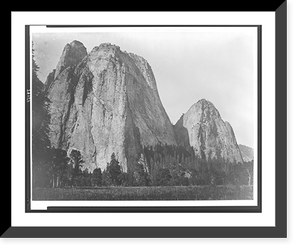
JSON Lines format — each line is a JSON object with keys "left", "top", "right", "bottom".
{"left": 7, "top": 6, "right": 288, "bottom": 240}
{"left": 29, "top": 26, "right": 258, "bottom": 205}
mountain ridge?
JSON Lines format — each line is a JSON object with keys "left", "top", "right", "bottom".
{"left": 44, "top": 40, "right": 246, "bottom": 172}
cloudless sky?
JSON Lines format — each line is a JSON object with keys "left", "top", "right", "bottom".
{"left": 32, "top": 27, "right": 256, "bottom": 148}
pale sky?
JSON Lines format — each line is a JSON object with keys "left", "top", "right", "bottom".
{"left": 32, "top": 27, "right": 257, "bottom": 148}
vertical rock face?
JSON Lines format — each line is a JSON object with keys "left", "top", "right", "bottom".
{"left": 174, "top": 99, "right": 243, "bottom": 164}
{"left": 46, "top": 41, "right": 176, "bottom": 172}
{"left": 54, "top": 40, "right": 87, "bottom": 79}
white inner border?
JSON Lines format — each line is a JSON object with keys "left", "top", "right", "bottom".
{"left": 11, "top": 11, "right": 275, "bottom": 227}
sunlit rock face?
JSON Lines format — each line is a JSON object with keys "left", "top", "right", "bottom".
{"left": 174, "top": 99, "right": 243, "bottom": 164}
{"left": 46, "top": 41, "right": 177, "bottom": 172}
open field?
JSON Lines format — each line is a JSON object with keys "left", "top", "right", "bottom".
{"left": 32, "top": 185, "right": 253, "bottom": 200}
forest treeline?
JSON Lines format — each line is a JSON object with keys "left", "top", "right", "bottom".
{"left": 33, "top": 147, "right": 254, "bottom": 189}
{"left": 32, "top": 45, "right": 253, "bottom": 189}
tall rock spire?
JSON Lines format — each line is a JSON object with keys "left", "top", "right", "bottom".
{"left": 174, "top": 99, "right": 244, "bottom": 164}
{"left": 54, "top": 40, "right": 87, "bottom": 79}
{"left": 45, "top": 41, "right": 176, "bottom": 172}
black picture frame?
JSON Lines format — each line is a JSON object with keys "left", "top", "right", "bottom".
{"left": 5, "top": 2, "right": 287, "bottom": 238}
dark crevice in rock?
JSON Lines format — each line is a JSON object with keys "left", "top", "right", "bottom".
{"left": 82, "top": 72, "right": 94, "bottom": 106}
{"left": 57, "top": 67, "right": 79, "bottom": 148}
{"left": 174, "top": 114, "right": 190, "bottom": 148}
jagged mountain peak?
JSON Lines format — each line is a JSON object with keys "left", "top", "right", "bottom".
{"left": 174, "top": 99, "right": 243, "bottom": 164}
{"left": 69, "top": 40, "right": 85, "bottom": 47}
{"left": 196, "top": 98, "right": 217, "bottom": 110}
{"left": 183, "top": 98, "right": 221, "bottom": 123}
{"left": 197, "top": 98, "right": 211, "bottom": 104}
{"left": 54, "top": 40, "right": 87, "bottom": 79}
{"left": 90, "top": 43, "right": 121, "bottom": 55}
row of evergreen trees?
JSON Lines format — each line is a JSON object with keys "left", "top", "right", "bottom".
{"left": 33, "top": 145, "right": 254, "bottom": 189}
{"left": 32, "top": 44, "right": 253, "bottom": 189}
{"left": 142, "top": 144, "right": 253, "bottom": 187}
{"left": 32, "top": 44, "right": 53, "bottom": 188}
{"left": 32, "top": 139, "right": 254, "bottom": 188}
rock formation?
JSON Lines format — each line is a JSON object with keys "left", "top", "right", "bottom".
{"left": 238, "top": 144, "right": 254, "bottom": 162}
{"left": 54, "top": 40, "right": 87, "bottom": 79}
{"left": 45, "top": 41, "right": 177, "bottom": 172}
{"left": 174, "top": 99, "right": 244, "bottom": 164}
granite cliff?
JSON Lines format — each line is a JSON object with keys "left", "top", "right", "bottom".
{"left": 174, "top": 99, "right": 244, "bottom": 164}
{"left": 45, "top": 41, "right": 176, "bottom": 172}
{"left": 238, "top": 144, "right": 254, "bottom": 162}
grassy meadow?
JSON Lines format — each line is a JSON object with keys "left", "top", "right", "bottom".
{"left": 32, "top": 185, "right": 253, "bottom": 201}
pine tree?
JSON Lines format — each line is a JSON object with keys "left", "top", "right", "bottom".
{"left": 69, "top": 150, "right": 84, "bottom": 186}
{"left": 92, "top": 168, "right": 102, "bottom": 187}
{"left": 133, "top": 163, "right": 150, "bottom": 186}
{"left": 32, "top": 43, "right": 52, "bottom": 188}
{"left": 107, "top": 153, "right": 122, "bottom": 186}
{"left": 49, "top": 148, "right": 69, "bottom": 188}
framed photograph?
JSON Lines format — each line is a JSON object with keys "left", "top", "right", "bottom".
{"left": 6, "top": 3, "right": 286, "bottom": 238}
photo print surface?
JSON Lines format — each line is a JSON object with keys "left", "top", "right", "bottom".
{"left": 29, "top": 26, "right": 259, "bottom": 208}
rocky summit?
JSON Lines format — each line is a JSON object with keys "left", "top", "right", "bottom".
{"left": 54, "top": 40, "right": 87, "bottom": 79}
{"left": 174, "top": 99, "right": 244, "bottom": 164}
{"left": 45, "top": 41, "right": 177, "bottom": 172}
